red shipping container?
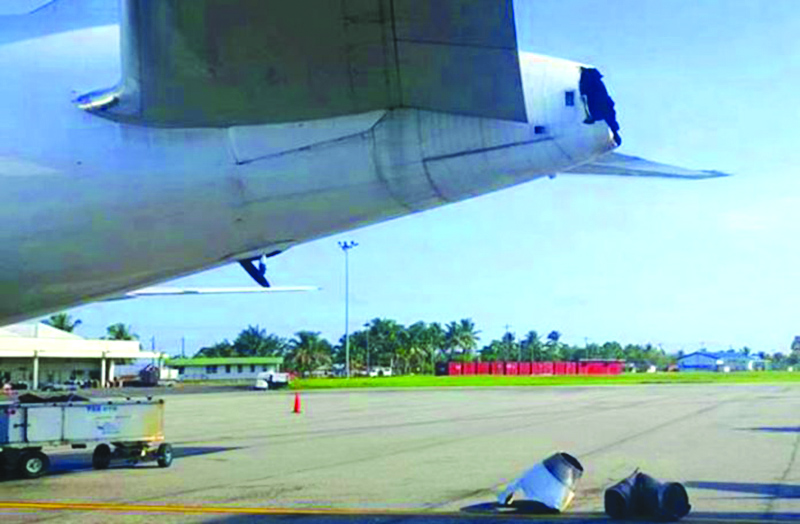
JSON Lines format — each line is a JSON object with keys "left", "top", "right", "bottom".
{"left": 575, "top": 360, "right": 625, "bottom": 375}
{"left": 448, "top": 362, "right": 462, "bottom": 376}
{"left": 477, "top": 362, "right": 491, "bottom": 375}
{"left": 491, "top": 362, "right": 505, "bottom": 375}
{"left": 554, "top": 362, "right": 566, "bottom": 375}
{"left": 519, "top": 362, "right": 532, "bottom": 375}
{"left": 462, "top": 362, "right": 476, "bottom": 375}
{"left": 541, "top": 362, "right": 554, "bottom": 375}
{"left": 505, "top": 362, "right": 519, "bottom": 375}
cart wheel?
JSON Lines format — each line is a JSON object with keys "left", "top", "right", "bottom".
{"left": 18, "top": 450, "right": 49, "bottom": 479}
{"left": 156, "top": 443, "right": 173, "bottom": 468}
{"left": 92, "top": 444, "right": 112, "bottom": 470}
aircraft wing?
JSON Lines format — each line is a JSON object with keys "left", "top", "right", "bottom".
{"left": 103, "top": 286, "right": 318, "bottom": 301}
{"left": 562, "top": 153, "right": 730, "bottom": 179}
{"left": 77, "top": 0, "right": 527, "bottom": 127}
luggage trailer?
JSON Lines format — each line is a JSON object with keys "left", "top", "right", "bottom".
{"left": 0, "top": 397, "right": 172, "bottom": 479}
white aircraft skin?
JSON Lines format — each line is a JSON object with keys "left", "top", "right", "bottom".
{"left": 0, "top": 6, "right": 617, "bottom": 326}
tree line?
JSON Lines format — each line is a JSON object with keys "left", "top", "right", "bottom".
{"left": 45, "top": 313, "right": 800, "bottom": 375}
{"left": 193, "top": 318, "right": 800, "bottom": 375}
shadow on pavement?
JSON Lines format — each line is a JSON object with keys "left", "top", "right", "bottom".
{"left": 2, "top": 446, "right": 237, "bottom": 480}
{"left": 206, "top": 513, "right": 608, "bottom": 523}
{"left": 461, "top": 501, "right": 559, "bottom": 515}
{"left": 687, "top": 513, "right": 800, "bottom": 522}
{"left": 200, "top": 510, "right": 800, "bottom": 523}
{"left": 685, "top": 481, "right": 800, "bottom": 499}
{"left": 85, "top": 385, "right": 253, "bottom": 398}
{"left": 744, "top": 426, "right": 800, "bottom": 433}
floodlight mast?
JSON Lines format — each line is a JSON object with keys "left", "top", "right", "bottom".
{"left": 338, "top": 241, "right": 358, "bottom": 378}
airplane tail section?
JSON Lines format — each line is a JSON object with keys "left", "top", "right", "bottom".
{"left": 76, "top": 0, "right": 527, "bottom": 127}
{"left": 562, "top": 152, "right": 729, "bottom": 180}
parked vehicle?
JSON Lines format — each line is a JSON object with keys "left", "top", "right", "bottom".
{"left": 118, "top": 366, "right": 177, "bottom": 388}
{"left": 254, "top": 371, "right": 289, "bottom": 390}
{"left": 40, "top": 380, "right": 87, "bottom": 391}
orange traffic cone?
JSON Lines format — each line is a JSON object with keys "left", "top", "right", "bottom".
{"left": 293, "top": 392, "right": 301, "bottom": 414}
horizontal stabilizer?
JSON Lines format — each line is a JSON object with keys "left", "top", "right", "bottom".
{"left": 562, "top": 152, "right": 730, "bottom": 179}
{"left": 104, "top": 286, "right": 318, "bottom": 301}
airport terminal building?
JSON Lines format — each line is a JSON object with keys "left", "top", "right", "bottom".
{"left": 0, "top": 322, "right": 164, "bottom": 389}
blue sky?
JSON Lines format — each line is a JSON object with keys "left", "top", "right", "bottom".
{"left": 59, "top": 1, "right": 800, "bottom": 357}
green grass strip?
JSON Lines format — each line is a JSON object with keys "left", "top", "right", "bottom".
{"left": 290, "top": 371, "right": 800, "bottom": 390}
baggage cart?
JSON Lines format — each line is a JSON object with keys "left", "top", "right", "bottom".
{"left": 0, "top": 397, "right": 171, "bottom": 479}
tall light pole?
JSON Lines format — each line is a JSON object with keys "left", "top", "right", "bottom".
{"left": 339, "top": 240, "right": 358, "bottom": 378}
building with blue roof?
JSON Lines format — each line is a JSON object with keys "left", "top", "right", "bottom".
{"left": 677, "top": 351, "right": 765, "bottom": 372}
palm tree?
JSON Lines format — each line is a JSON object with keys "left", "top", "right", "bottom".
{"left": 445, "top": 322, "right": 459, "bottom": 360}
{"left": 45, "top": 312, "right": 82, "bottom": 332}
{"left": 425, "top": 322, "right": 445, "bottom": 372}
{"left": 401, "top": 322, "right": 430, "bottom": 374}
{"left": 365, "top": 318, "right": 404, "bottom": 369}
{"left": 195, "top": 340, "right": 234, "bottom": 358}
{"left": 233, "top": 325, "right": 267, "bottom": 356}
{"left": 460, "top": 318, "right": 480, "bottom": 361}
{"left": 104, "top": 323, "right": 138, "bottom": 340}
{"left": 446, "top": 319, "right": 480, "bottom": 362}
{"left": 233, "top": 325, "right": 288, "bottom": 357}
{"left": 522, "top": 330, "right": 542, "bottom": 362}
{"left": 288, "top": 331, "right": 332, "bottom": 376}
{"left": 501, "top": 331, "right": 517, "bottom": 361}
{"left": 336, "top": 330, "right": 370, "bottom": 370}
{"left": 545, "top": 330, "right": 562, "bottom": 361}
{"left": 601, "top": 341, "right": 624, "bottom": 360}
{"left": 479, "top": 340, "right": 504, "bottom": 362}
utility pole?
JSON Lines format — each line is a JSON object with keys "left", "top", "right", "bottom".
{"left": 339, "top": 241, "right": 358, "bottom": 378}
{"left": 181, "top": 337, "right": 185, "bottom": 358}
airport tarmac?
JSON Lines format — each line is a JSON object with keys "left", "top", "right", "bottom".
{"left": 0, "top": 383, "right": 798, "bottom": 523}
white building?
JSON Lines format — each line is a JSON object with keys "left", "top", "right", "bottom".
{"left": 167, "top": 357, "right": 283, "bottom": 381}
{"left": 0, "top": 322, "right": 164, "bottom": 389}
